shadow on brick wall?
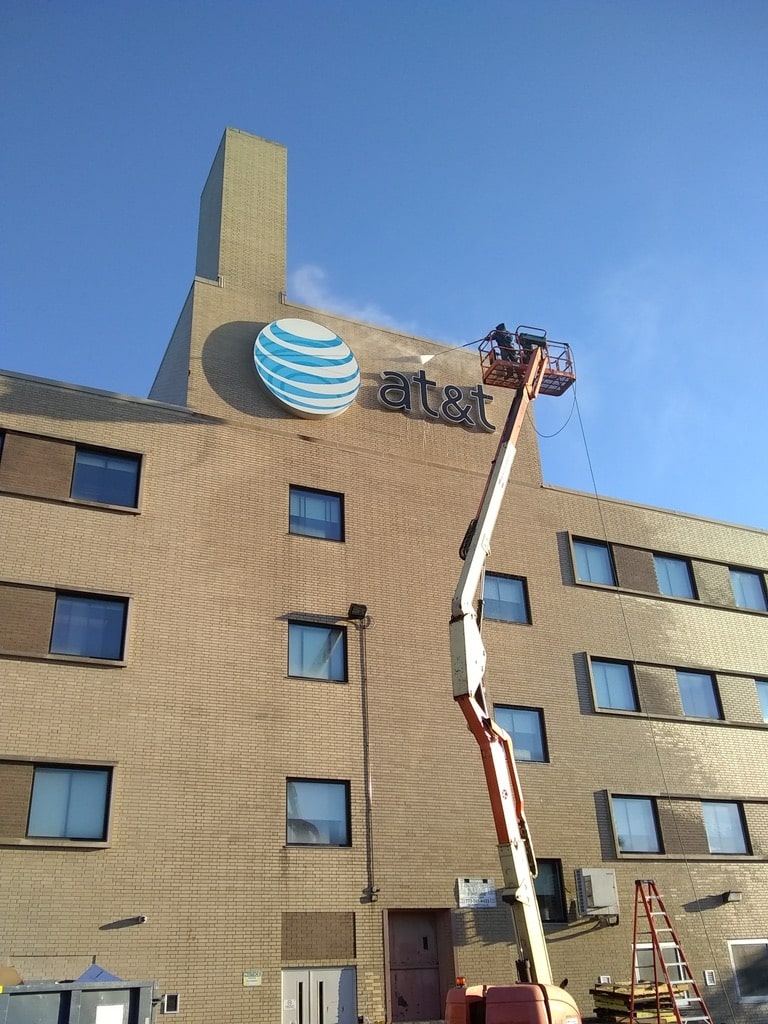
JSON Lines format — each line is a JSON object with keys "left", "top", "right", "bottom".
{"left": 593, "top": 790, "right": 618, "bottom": 862}
{"left": 555, "top": 532, "right": 576, "bottom": 586}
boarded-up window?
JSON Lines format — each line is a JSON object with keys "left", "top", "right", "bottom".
{"left": 0, "top": 432, "right": 75, "bottom": 500}
{"left": 613, "top": 546, "right": 658, "bottom": 593}
{"left": 691, "top": 561, "right": 735, "bottom": 607}
{"left": 0, "top": 583, "right": 56, "bottom": 655}
{"left": 634, "top": 664, "right": 681, "bottom": 717}
{"left": 0, "top": 762, "right": 34, "bottom": 837}
{"left": 281, "top": 912, "right": 356, "bottom": 960}
{"left": 656, "top": 799, "right": 709, "bottom": 856}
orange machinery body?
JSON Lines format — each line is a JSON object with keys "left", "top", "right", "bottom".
{"left": 446, "top": 983, "right": 580, "bottom": 1024}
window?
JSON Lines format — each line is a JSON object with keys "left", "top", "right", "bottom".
{"left": 612, "top": 796, "right": 662, "bottom": 853}
{"left": 288, "top": 622, "right": 346, "bottom": 681}
{"left": 573, "top": 539, "right": 616, "bottom": 585}
{"left": 654, "top": 555, "right": 695, "bottom": 599}
{"left": 591, "top": 659, "right": 639, "bottom": 712}
{"left": 50, "top": 593, "right": 128, "bottom": 660}
{"left": 729, "top": 940, "right": 768, "bottom": 1002}
{"left": 729, "top": 569, "right": 767, "bottom": 611}
{"left": 289, "top": 486, "right": 344, "bottom": 541}
{"left": 757, "top": 680, "right": 768, "bottom": 723}
{"left": 676, "top": 670, "right": 721, "bottom": 719}
{"left": 702, "top": 801, "right": 749, "bottom": 854}
{"left": 70, "top": 448, "right": 140, "bottom": 507}
{"left": 494, "top": 705, "right": 547, "bottom": 762}
{"left": 635, "top": 943, "right": 686, "bottom": 984}
{"left": 534, "top": 860, "right": 566, "bottom": 922}
{"left": 483, "top": 573, "right": 530, "bottom": 623}
{"left": 27, "top": 765, "right": 111, "bottom": 840}
{"left": 286, "top": 778, "right": 350, "bottom": 846}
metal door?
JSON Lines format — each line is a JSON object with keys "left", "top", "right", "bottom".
{"left": 388, "top": 911, "right": 441, "bottom": 1022}
{"left": 281, "top": 967, "right": 356, "bottom": 1024}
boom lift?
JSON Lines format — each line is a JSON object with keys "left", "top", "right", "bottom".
{"left": 445, "top": 329, "right": 580, "bottom": 1024}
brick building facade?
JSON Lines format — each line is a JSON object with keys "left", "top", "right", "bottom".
{"left": 1, "top": 128, "right": 767, "bottom": 1024}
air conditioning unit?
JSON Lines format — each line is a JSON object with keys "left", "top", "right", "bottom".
{"left": 575, "top": 868, "right": 620, "bottom": 918}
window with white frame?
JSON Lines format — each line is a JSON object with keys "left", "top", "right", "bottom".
{"left": 573, "top": 539, "right": 616, "bottom": 585}
{"left": 634, "top": 942, "right": 686, "bottom": 984}
{"left": 591, "top": 659, "right": 639, "bottom": 712}
{"left": 757, "top": 680, "right": 768, "bottom": 723}
{"left": 288, "top": 622, "right": 347, "bottom": 681}
{"left": 729, "top": 940, "right": 768, "bottom": 1002}
{"left": 70, "top": 448, "right": 141, "bottom": 507}
{"left": 483, "top": 573, "right": 530, "bottom": 623}
{"left": 702, "top": 801, "right": 749, "bottom": 854}
{"left": 50, "top": 593, "right": 128, "bottom": 660}
{"left": 612, "top": 796, "right": 662, "bottom": 853}
{"left": 494, "top": 705, "right": 548, "bottom": 762}
{"left": 289, "top": 486, "right": 344, "bottom": 541}
{"left": 27, "top": 765, "right": 112, "bottom": 841}
{"left": 286, "top": 778, "right": 350, "bottom": 846}
{"left": 729, "top": 568, "right": 768, "bottom": 611}
{"left": 676, "top": 670, "right": 722, "bottom": 719}
{"left": 653, "top": 555, "right": 695, "bottom": 599}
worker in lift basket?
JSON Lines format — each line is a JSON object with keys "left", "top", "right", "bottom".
{"left": 485, "top": 322, "right": 517, "bottom": 362}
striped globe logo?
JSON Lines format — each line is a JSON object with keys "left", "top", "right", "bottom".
{"left": 253, "top": 318, "right": 361, "bottom": 419}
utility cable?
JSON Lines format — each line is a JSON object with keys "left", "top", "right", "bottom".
{"left": 529, "top": 387, "right": 577, "bottom": 438}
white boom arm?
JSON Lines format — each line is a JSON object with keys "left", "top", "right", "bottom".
{"left": 449, "top": 345, "right": 554, "bottom": 985}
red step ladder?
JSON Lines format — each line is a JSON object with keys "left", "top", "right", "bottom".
{"left": 630, "top": 880, "right": 713, "bottom": 1024}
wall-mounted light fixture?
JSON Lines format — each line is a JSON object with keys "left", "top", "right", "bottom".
{"left": 721, "top": 890, "right": 742, "bottom": 904}
{"left": 347, "top": 603, "right": 368, "bottom": 620}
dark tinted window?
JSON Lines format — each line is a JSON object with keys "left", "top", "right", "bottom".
{"left": 71, "top": 449, "right": 140, "bottom": 507}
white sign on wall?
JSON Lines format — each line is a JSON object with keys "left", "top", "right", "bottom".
{"left": 457, "top": 877, "right": 497, "bottom": 908}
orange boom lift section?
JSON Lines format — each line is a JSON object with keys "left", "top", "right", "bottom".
{"left": 446, "top": 329, "right": 579, "bottom": 1024}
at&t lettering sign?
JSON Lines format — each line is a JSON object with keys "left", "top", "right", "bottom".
{"left": 377, "top": 369, "right": 495, "bottom": 431}
{"left": 253, "top": 317, "right": 494, "bottom": 430}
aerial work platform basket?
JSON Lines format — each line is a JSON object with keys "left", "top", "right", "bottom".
{"left": 479, "top": 326, "right": 576, "bottom": 396}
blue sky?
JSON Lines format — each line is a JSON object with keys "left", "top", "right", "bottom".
{"left": 2, "top": 1, "right": 766, "bottom": 528}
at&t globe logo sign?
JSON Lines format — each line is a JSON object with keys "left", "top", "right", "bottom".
{"left": 253, "top": 318, "right": 361, "bottom": 419}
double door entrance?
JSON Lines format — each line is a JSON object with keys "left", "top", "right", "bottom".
{"left": 281, "top": 967, "right": 357, "bottom": 1024}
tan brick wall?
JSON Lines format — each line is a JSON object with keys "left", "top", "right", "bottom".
{"left": 1, "top": 130, "right": 767, "bottom": 1024}
{"left": 2, "top": 362, "right": 767, "bottom": 1023}
{"left": 148, "top": 286, "right": 194, "bottom": 405}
